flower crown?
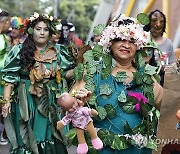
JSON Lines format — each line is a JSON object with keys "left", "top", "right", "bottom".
{"left": 26, "top": 12, "right": 57, "bottom": 35}
{"left": 98, "top": 14, "right": 150, "bottom": 51}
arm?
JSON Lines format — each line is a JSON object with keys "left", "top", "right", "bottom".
{"left": 153, "top": 79, "right": 163, "bottom": 110}
{"left": 2, "top": 83, "right": 14, "bottom": 117}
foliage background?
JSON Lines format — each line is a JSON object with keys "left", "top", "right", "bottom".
{"left": 0, "top": 0, "right": 100, "bottom": 41}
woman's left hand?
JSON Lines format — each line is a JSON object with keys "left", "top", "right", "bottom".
{"left": 75, "top": 88, "right": 92, "bottom": 106}
{"left": 2, "top": 102, "right": 11, "bottom": 117}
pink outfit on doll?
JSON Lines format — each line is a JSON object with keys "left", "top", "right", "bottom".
{"left": 61, "top": 106, "right": 92, "bottom": 130}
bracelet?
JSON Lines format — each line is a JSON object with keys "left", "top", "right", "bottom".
{"left": 0, "top": 98, "right": 12, "bottom": 104}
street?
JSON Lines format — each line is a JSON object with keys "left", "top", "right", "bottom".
{"left": 0, "top": 144, "right": 76, "bottom": 154}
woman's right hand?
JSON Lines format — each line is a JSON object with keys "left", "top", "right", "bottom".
{"left": 2, "top": 102, "right": 11, "bottom": 117}
{"left": 75, "top": 88, "right": 92, "bottom": 106}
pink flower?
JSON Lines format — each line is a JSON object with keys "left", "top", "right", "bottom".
{"left": 128, "top": 92, "right": 148, "bottom": 112}
{"left": 128, "top": 92, "right": 148, "bottom": 103}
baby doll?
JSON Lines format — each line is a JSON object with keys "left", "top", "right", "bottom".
{"left": 57, "top": 92, "right": 103, "bottom": 154}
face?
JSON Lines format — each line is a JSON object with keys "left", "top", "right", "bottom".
{"left": 150, "top": 11, "right": 165, "bottom": 38}
{"left": 33, "top": 21, "right": 49, "bottom": 46}
{"left": 111, "top": 39, "right": 137, "bottom": 63}
{"left": 2, "top": 17, "right": 11, "bottom": 32}
{"left": 10, "top": 28, "right": 21, "bottom": 38}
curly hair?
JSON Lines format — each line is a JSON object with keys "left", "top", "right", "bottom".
{"left": 143, "top": 9, "right": 166, "bottom": 35}
{"left": 20, "top": 15, "right": 54, "bottom": 70}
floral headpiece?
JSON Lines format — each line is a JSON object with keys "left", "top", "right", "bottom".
{"left": 25, "top": 12, "right": 57, "bottom": 35}
{"left": 99, "top": 14, "right": 150, "bottom": 51}
{"left": 11, "top": 16, "right": 23, "bottom": 29}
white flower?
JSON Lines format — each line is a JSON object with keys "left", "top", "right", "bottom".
{"left": 29, "top": 16, "right": 35, "bottom": 21}
{"left": 33, "top": 12, "right": 39, "bottom": 18}
{"left": 131, "top": 134, "right": 148, "bottom": 148}
{"left": 0, "top": 8, "right": 2, "bottom": 13}
{"left": 49, "top": 16, "right": 54, "bottom": 21}
{"left": 44, "top": 14, "right": 49, "bottom": 19}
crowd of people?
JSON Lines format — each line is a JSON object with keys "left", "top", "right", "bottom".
{"left": 0, "top": 7, "right": 179, "bottom": 154}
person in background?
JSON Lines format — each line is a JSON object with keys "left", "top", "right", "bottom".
{"left": 51, "top": 21, "right": 62, "bottom": 44}
{"left": 1, "top": 12, "right": 74, "bottom": 153}
{"left": 10, "top": 16, "right": 26, "bottom": 47}
{"left": 0, "top": 8, "right": 11, "bottom": 146}
{"left": 65, "top": 14, "right": 163, "bottom": 154}
{"left": 144, "top": 9, "right": 175, "bottom": 86}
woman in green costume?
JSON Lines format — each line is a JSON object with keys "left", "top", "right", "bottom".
{"left": 1, "top": 12, "right": 74, "bottom": 154}
{"left": 69, "top": 14, "right": 163, "bottom": 154}
{"left": 0, "top": 9, "right": 11, "bottom": 145}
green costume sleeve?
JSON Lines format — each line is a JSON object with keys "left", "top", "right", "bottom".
{"left": 1, "top": 44, "right": 22, "bottom": 84}
{"left": 55, "top": 44, "right": 74, "bottom": 77}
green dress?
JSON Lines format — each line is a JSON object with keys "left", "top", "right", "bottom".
{"left": 1, "top": 43, "right": 74, "bottom": 154}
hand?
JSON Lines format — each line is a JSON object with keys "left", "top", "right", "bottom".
{"left": 2, "top": 102, "right": 11, "bottom": 117}
{"left": 75, "top": 88, "right": 92, "bottom": 106}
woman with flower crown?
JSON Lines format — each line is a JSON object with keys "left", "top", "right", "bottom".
{"left": 1, "top": 12, "right": 74, "bottom": 154}
{"left": 66, "top": 14, "right": 163, "bottom": 154}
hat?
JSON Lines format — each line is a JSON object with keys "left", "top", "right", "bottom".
{"left": 11, "top": 17, "right": 24, "bottom": 29}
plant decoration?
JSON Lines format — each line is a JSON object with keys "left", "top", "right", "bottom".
{"left": 67, "top": 13, "right": 160, "bottom": 152}
{"left": 25, "top": 12, "right": 58, "bottom": 35}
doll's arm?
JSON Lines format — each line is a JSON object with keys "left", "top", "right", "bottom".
{"left": 57, "top": 115, "right": 71, "bottom": 130}
{"left": 57, "top": 121, "right": 65, "bottom": 130}
{"left": 82, "top": 107, "right": 98, "bottom": 117}
{"left": 91, "top": 109, "right": 98, "bottom": 116}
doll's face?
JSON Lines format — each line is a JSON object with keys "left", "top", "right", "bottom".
{"left": 57, "top": 93, "right": 77, "bottom": 112}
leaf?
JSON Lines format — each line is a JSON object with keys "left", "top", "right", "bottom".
{"left": 85, "top": 81, "right": 95, "bottom": 93}
{"left": 146, "top": 139, "right": 157, "bottom": 151}
{"left": 124, "top": 122, "right": 133, "bottom": 134}
{"left": 96, "top": 106, "right": 107, "bottom": 120}
{"left": 115, "top": 72, "right": 128, "bottom": 82}
{"left": 88, "top": 94, "right": 97, "bottom": 105}
{"left": 83, "top": 74, "right": 94, "bottom": 83}
{"left": 102, "top": 54, "right": 112, "bottom": 68}
{"left": 137, "top": 13, "right": 150, "bottom": 25}
{"left": 133, "top": 72, "right": 143, "bottom": 85}
{"left": 92, "top": 44, "right": 103, "bottom": 60}
{"left": 65, "top": 128, "right": 77, "bottom": 145}
{"left": 118, "top": 91, "right": 127, "bottom": 103}
{"left": 83, "top": 50, "right": 94, "bottom": 62}
{"left": 28, "top": 27, "right": 33, "bottom": 34}
{"left": 86, "top": 61, "right": 97, "bottom": 74}
{"left": 93, "top": 24, "right": 105, "bottom": 35}
{"left": 111, "top": 135, "right": 129, "bottom": 150}
{"left": 145, "top": 64, "right": 158, "bottom": 75}
{"left": 101, "top": 68, "right": 111, "bottom": 79}
{"left": 142, "top": 74, "right": 154, "bottom": 84}
{"left": 104, "top": 104, "right": 116, "bottom": 119}
{"left": 35, "top": 84, "right": 50, "bottom": 117}
{"left": 99, "top": 83, "right": 113, "bottom": 96}
{"left": 74, "top": 63, "right": 84, "bottom": 80}
{"left": 122, "top": 103, "right": 135, "bottom": 114}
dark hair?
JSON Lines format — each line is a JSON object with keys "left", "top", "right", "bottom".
{"left": 143, "top": 9, "right": 166, "bottom": 34}
{"left": 20, "top": 15, "right": 53, "bottom": 70}
{"left": 19, "top": 35, "right": 36, "bottom": 70}
{"left": 0, "top": 10, "right": 9, "bottom": 17}
{"left": 149, "top": 50, "right": 157, "bottom": 66}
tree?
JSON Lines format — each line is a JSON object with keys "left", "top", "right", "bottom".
{"left": 58, "top": 0, "right": 100, "bottom": 41}
{"left": 0, "top": 0, "right": 46, "bottom": 18}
